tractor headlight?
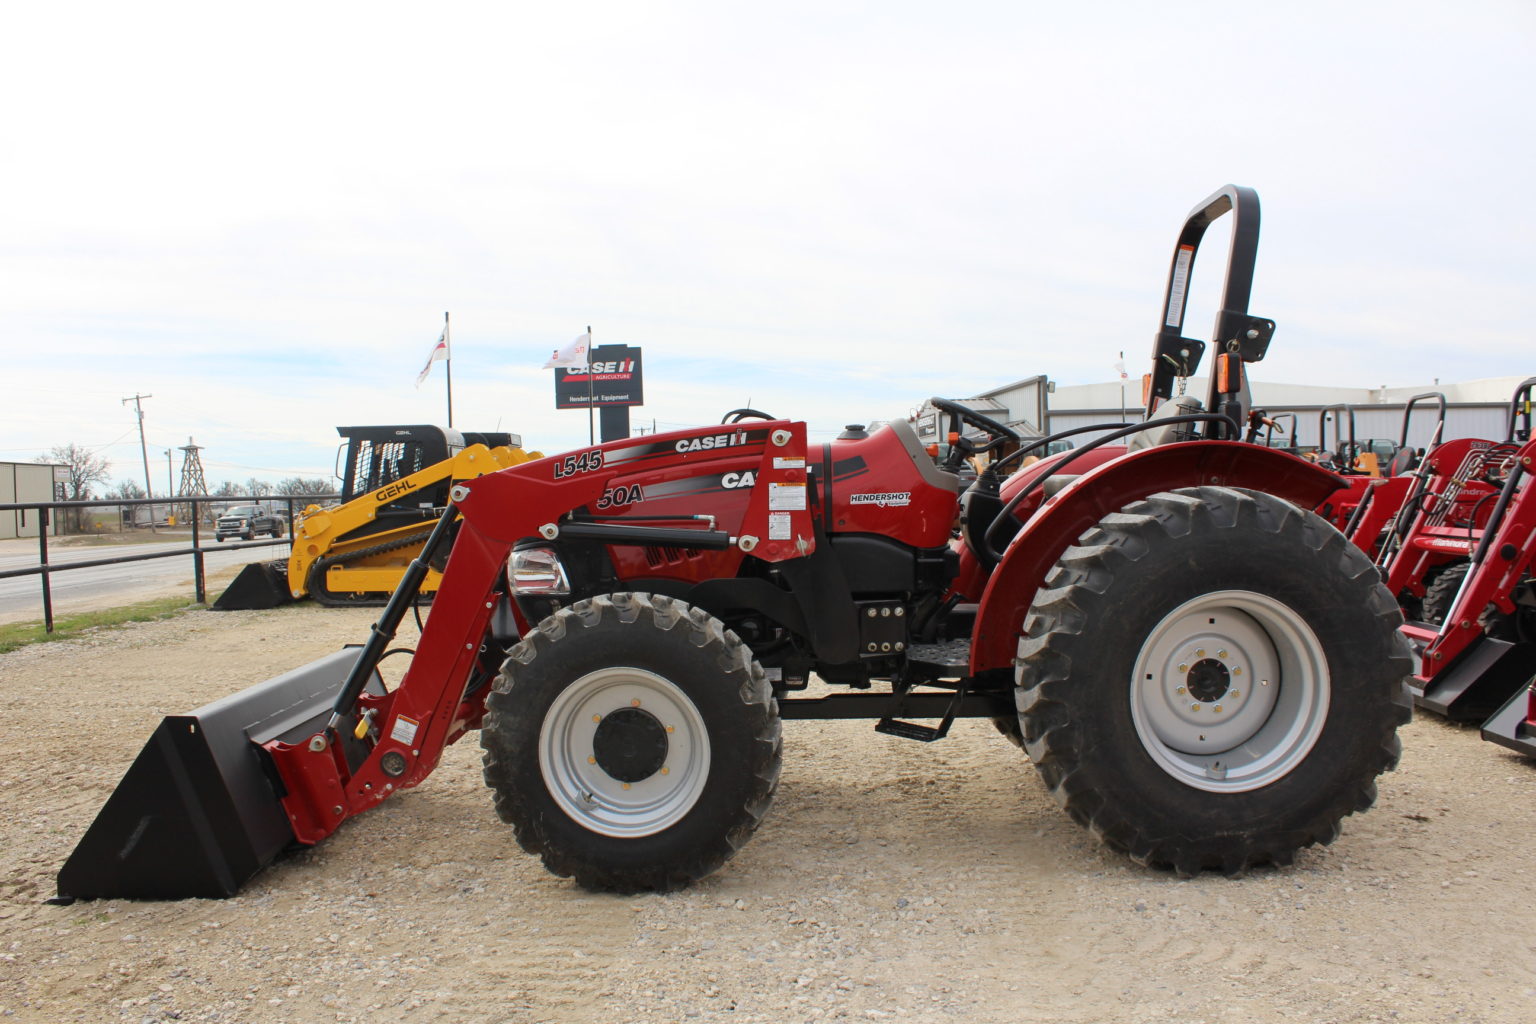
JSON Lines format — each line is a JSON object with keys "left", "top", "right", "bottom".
{"left": 509, "top": 546, "right": 571, "bottom": 595}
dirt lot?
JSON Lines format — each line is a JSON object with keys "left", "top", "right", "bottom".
{"left": 1, "top": 603, "right": 1533, "bottom": 1023}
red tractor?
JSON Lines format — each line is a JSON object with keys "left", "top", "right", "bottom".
{"left": 1371, "top": 379, "right": 1536, "bottom": 756}
{"left": 57, "top": 186, "right": 1412, "bottom": 900}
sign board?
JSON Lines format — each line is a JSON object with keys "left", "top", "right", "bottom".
{"left": 555, "top": 345, "right": 644, "bottom": 410}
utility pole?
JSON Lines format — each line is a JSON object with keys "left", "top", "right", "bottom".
{"left": 122, "top": 393, "right": 154, "bottom": 532}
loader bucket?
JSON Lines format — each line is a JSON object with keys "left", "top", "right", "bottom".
{"left": 1481, "top": 684, "right": 1536, "bottom": 758}
{"left": 213, "top": 558, "right": 295, "bottom": 610}
{"left": 56, "top": 647, "right": 382, "bottom": 901}
{"left": 1416, "top": 636, "right": 1536, "bottom": 722}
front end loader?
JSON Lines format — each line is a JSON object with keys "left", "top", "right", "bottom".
{"left": 1376, "top": 378, "right": 1536, "bottom": 756}
{"left": 57, "top": 185, "right": 1414, "bottom": 901}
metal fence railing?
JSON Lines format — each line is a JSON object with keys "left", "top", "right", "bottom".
{"left": 0, "top": 493, "right": 338, "bottom": 632}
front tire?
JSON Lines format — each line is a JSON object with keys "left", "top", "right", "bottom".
{"left": 481, "top": 593, "right": 781, "bottom": 892}
{"left": 1017, "top": 486, "right": 1412, "bottom": 875}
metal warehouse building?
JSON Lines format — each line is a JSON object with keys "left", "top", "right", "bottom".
{"left": 1, "top": 461, "right": 66, "bottom": 540}
{"left": 952, "top": 375, "right": 1524, "bottom": 451}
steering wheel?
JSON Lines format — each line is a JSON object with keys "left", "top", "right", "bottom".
{"left": 928, "top": 397, "right": 1021, "bottom": 470}
{"left": 722, "top": 408, "right": 776, "bottom": 423}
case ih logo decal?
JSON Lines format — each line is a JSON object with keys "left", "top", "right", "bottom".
{"left": 674, "top": 430, "right": 749, "bottom": 454}
{"left": 850, "top": 492, "right": 912, "bottom": 508}
{"left": 721, "top": 470, "right": 756, "bottom": 489}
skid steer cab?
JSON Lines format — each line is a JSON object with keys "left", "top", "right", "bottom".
{"left": 57, "top": 185, "right": 1412, "bottom": 901}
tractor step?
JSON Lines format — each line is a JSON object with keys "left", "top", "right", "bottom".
{"left": 906, "top": 639, "right": 972, "bottom": 672}
{"left": 874, "top": 717, "right": 949, "bottom": 742}
{"left": 874, "top": 682, "right": 970, "bottom": 742}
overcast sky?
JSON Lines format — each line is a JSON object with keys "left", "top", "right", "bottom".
{"left": 4, "top": 1, "right": 1533, "bottom": 491}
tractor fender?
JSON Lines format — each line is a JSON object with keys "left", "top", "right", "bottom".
{"left": 969, "top": 441, "right": 1344, "bottom": 674}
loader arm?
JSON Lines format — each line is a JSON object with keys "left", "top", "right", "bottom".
{"left": 264, "top": 423, "right": 814, "bottom": 849}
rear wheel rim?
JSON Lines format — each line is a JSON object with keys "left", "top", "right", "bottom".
{"left": 539, "top": 667, "right": 711, "bottom": 837}
{"left": 1130, "top": 590, "right": 1329, "bottom": 793}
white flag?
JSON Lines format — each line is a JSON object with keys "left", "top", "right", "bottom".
{"left": 415, "top": 328, "right": 449, "bottom": 387}
{"left": 1114, "top": 357, "right": 1128, "bottom": 380}
{"left": 543, "top": 332, "right": 590, "bottom": 369}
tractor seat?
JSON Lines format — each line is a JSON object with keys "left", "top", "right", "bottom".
{"left": 959, "top": 474, "right": 1010, "bottom": 569}
{"left": 1389, "top": 447, "right": 1419, "bottom": 476}
{"left": 1128, "top": 395, "right": 1204, "bottom": 450}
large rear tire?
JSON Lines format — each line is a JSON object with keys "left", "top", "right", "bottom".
{"left": 481, "top": 592, "right": 781, "bottom": 892}
{"left": 1016, "top": 486, "right": 1412, "bottom": 875}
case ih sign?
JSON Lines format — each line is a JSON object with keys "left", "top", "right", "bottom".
{"left": 555, "top": 345, "right": 644, "bottom": 410}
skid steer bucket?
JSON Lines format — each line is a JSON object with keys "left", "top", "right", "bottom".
{"left": 56, "top": 647, "right": 382, "bottom": 901}
{"left": 213, "top": 558, "right": 295, "bottom": 610}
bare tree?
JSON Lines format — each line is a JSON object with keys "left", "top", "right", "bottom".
{"left": 37, "top": 444, "right": 111, "bottom": 533}
{"left": 39, "top": 443, "right": 111, "bottom": 500}
{"left": 275, "top": 476, "right": 335, "bottom": 496}
{"left": 105, "top": 479, "right": 147, "bottom": 500}
{"left": 244, "top": 478, "right": 275, "bottom": 498}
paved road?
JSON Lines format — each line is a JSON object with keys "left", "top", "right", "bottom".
{"left": 0, "top": 536, "right": 289, "bottom": 622}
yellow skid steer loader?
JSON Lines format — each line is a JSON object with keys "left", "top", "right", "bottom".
{"left": 214, "top": 425, "right": 540, "bottom": 609}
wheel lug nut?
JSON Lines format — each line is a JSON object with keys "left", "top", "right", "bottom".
{"left": 1190, "top": 703, "right": 1201, "bottom": 712}
{"left": 1177, "top": 664, "right": 1189, "bottom": 674}
{"left": 1233, "top": 667, "right": 1243, "bottom": 676}
{"left": 631, "top": 698, "right": 642, "bottom": 707}
{"left": 1195, "top": 648, "right": 1206, "bottom": 657}
{"left": 1230, "top": 690, "right": 1240, "bottom": 698}
{"left": 1213, "top": 705, "right": 1223, "bottom": 713}
{"left": 1217, "top": 649, "right": 1228, "bottom": 659}
{"left": 1176, "top": 686, "right": 1187, "bottom": 695}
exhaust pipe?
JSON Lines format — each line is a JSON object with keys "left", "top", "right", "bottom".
{"left": 56, "top": 647, "right": 382, "bottom": 901}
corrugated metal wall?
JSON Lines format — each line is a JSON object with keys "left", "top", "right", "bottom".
{"left": 1, "top": 463, "right": 61, "bottom": 540}
{"left": 1045, "top": 404, "right": 1511, "bottom": 452}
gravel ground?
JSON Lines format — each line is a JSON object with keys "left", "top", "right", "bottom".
{"left": 1, "top": 603, "right": 1534, "bottom": 1023}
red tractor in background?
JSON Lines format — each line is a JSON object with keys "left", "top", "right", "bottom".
{"left": 1303, "top": 394, "right": 1447, "bottom": 555}
{"left": 1364, "top": 379, "right": 1536, "bottom": 756}
{"left": 57, "top": 186, "right": 1413, "bottom": 901}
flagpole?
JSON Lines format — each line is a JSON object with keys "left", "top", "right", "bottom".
{"left": 586, "top": 324, "right": 595, "bottom": 445}
{"left": 444, "top": 312, "right": 454, "bottom": 428}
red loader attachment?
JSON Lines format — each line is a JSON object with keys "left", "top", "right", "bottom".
{"left": 1379, "top": 379, "right": 1536, "bottom": 756}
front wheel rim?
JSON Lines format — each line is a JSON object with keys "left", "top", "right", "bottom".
{"left": 1130, "top": 590, "right": 1330, "bottom": 793}
{"left": 540, "top": 667, "right": 711, "bottom": 837}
